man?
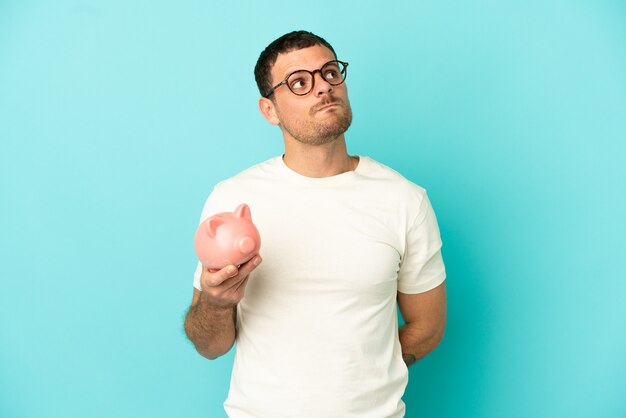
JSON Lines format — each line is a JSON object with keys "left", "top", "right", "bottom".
{"left": 184, "top": 30, "right": 447, "bottom": 418}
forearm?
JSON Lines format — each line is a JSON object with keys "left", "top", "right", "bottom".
{"left": 399, "top": 322, "right": 444, "bottom": 367}
{"left": 184, "top": 298, "right": 236, "bottom": 360}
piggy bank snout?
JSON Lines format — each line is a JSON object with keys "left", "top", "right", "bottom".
{"left": 237, "top": 236, "right": 256, "bottom": 254}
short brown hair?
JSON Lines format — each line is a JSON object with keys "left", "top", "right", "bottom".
{"left": 254, "top": 30, "right": 337, "bottom": 98}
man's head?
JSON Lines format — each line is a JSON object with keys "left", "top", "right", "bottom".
{"left": 255, "top": 31, "right": 353, "bottom": 146}
{"left": 254, "top": 31, "right": 338, "bottom": 99}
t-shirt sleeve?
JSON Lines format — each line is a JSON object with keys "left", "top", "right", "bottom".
{"left": 193, "top": 260, "right": 203, "bottom": 291}
{"left": 397, "top": 192, "right": 446, "bottom": 293}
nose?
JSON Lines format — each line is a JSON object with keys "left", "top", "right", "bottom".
{"left": 312, "top": 70, "right": 333, "bottom": 97}
{"left": 237, "top": 236, "right": 255, "bottom": 254}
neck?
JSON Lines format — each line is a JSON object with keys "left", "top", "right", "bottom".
{"left": 282, "top": 136, "right": 358, "bottom": 178}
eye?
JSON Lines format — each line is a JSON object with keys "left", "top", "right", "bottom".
{"left": 323, "top": 62, "right": 342, "bottom": 81}
{"left": 289, "top": 77, "right": 310, "bottom": 91}
{"left": 324, "top": 69, "right": 339, "bottom": 80}
{"left": 290, "top": 78, "right": 304, "bottom": 89}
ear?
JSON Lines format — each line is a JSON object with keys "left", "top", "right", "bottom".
{"left": 234, "top": 203, "right": 252, "bottom": 220}
{"left": 258, "top": 97, "right": 280, "bottom": 126}
{"left": 204, "top": 218, "right": 224, "bottom": 238}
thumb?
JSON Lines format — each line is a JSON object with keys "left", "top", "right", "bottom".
{"left": 204, "top": 264, "right": 238, "bottom": 286}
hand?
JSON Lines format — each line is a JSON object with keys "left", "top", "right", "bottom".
{"left": 199, "top": 255, "right": 262, "bottom": 309}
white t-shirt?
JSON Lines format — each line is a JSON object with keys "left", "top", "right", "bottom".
{"left": 193, "top": 155, "right": 446, "bottom": 418}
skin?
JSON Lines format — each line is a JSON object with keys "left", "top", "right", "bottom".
{"left": 258, "top": 45, "right": 357, "bottom": 178}
{"left": 184, "top": 44, "right": 447, "bottom": 365}
{"left": 185, "top": 258, "right": 261, "bottom": 359}
{"left": 398, "top": 283, "right": 447, "bottom": 366}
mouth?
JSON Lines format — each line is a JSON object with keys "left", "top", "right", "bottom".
{"left": 317, "top": 103, "right": 340, "bottom": 112}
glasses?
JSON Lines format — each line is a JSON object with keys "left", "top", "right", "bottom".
{"left": 263, "top": 60, "right": 349, "bottom": 98}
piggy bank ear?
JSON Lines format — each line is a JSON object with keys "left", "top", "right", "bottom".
{"left": 234, "top": 203, "right": 252, "bottom": 220}
{"left": 204, "top": 218, "right": 224, "bottom": 238}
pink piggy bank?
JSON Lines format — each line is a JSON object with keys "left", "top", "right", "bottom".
{"left": 194, "top": 203, "right": 261, "bottom": 270}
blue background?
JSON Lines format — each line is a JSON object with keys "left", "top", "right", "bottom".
{"left": 1, "top": 1, "right": 625, "bottom": 417}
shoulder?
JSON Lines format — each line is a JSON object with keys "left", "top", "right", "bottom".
{"left": 213, "top": 156, "right": 281, "bottom": 193}
{"left": 197, "top": 156, "right": 281, "bottom": 219}
{"left": 358, "top": 156, "right": 428, "bottom": 204}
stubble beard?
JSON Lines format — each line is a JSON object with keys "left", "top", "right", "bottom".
{"left": 277, "top": 100, "right": 353, "bottom": 146}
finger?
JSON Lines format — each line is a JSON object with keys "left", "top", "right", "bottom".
{"left": 238, "top": 255, "right": 262, "bottom": 277}
{"left": 220, "top": 270, "right": 249, "bottom": 289}
{"left": 221, "top": 274, "right": 249, "bottom": 299}
{"left": 234, "top": 275, "right": 250, "bottom": 293}
{"left": 221, "top": 257, "right": 259, "bottom": 292}
{"left": 204, "top": 264, "right": 239, "bottom": 287}
{"left": 224, "top": 273, "right": 246, "bottom": 293}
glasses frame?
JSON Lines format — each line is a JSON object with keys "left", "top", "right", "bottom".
{"left": 263, "top": 60, "right": 349, "bottom": 98}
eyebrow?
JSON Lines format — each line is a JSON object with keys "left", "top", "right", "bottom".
{"left": 280, "top": 60, "right": 335, "bottom": 80}
{"left": 280, "top": 66, "right": 303, "bottom": 80}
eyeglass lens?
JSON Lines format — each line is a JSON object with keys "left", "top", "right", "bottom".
{"left": 287, "top": 61, "right": 347, "bottom": 95}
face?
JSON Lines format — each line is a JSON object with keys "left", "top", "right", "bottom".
{"left": 259, "top": 45, "right": 353, "bottom": 146}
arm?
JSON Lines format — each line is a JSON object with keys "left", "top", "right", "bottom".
{"left": 184, "top": 256, "right": 261, "bottom": 360}
{"left": 184, "top": 288, "right": 237, "bottom": 360}
{"left": 397, "top": 280, "right": 447, "bottom": 366}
